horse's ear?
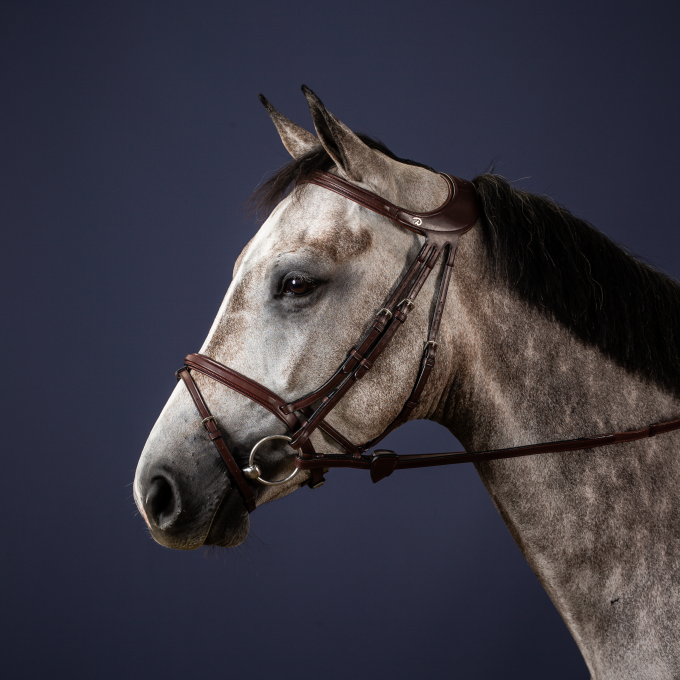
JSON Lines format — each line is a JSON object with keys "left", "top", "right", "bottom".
{"left": 301, "top": 85, "right": 389, "bottom": 183}
{"left": 258, "top": 94, "right": 319, "bottom": 159}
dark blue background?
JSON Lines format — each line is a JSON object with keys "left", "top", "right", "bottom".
{"left": 2, "top": 1, "right": 679, "bottom": 678}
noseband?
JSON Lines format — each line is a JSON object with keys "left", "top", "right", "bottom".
{"left": 176, "top": 171, "right": 680, "bottom": 514}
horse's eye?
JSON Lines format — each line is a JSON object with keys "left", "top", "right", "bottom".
{"left": 283, "top": 276, "right": 315, "bottom": 296}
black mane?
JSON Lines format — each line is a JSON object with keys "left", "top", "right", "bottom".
{"left": 474, "top": 173, "right": 680, "bottom": 397}
{"left": 250, "top": 137, "right": 680, "bottom": 397}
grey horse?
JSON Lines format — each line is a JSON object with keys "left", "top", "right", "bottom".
{"left": 134, "top": 87, "right": 680, "bottom": 678}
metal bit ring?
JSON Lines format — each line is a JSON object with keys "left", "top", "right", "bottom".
{"left": 242, "top": 435, "right": 300, "bottom": 486}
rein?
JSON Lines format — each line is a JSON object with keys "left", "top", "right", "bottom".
{"left": 176, "top": 171, "right": 680, "bottom": 513}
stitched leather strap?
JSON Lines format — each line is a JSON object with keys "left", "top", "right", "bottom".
{"left": 185, "top": 354, "right": 347, "bottom": 459}
{"left": 183, "top": 354, "right": 325, "bottom": 490}
{"left": 184, "top": 354, "right": 312, "bottom": 443}
{"left": 280, "top": 242, "right": 433, "bottom": 414}
{"left": 294, "top": 417, "right": 680, "bottom": 483}
{"left": 177, "top": 367, "right": 257, "bottom": 513}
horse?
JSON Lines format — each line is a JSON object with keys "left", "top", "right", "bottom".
{"left": 134, "top": 86, "right": 680, "bottom": 678}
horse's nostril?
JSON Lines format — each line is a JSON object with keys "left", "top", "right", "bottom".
{"left": 145, "top": 476, "right": 179, "bottom": 529}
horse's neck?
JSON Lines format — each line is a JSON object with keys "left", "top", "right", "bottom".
{"left": 431, "top": 230, "right": 680, "bottom": 677}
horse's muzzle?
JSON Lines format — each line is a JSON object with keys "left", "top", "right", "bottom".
{"left": 135, "top": 458, "right": 249, "bottom": 550}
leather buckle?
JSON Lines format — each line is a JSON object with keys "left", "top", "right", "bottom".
{"left": 201, "top": 415, "right": 216, "bottom": 429}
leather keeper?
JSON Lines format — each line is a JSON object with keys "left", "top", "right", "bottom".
{"left": 425, "top": 252, "right": 440, "bottom": 269}
{"left": 350, "top": 349, "right": 373, "bottom": 370}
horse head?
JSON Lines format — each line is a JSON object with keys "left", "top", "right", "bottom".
{"left": 133, "top": 87, "right": 460, "bottom": 549}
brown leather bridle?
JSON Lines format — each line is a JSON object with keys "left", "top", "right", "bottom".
{"left": 176, "top": 170, "right": 680, "bottom": 514}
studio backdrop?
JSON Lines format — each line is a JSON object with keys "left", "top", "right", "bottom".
{"left": 2, "top": 2, "right": 679, "bottom": 679}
